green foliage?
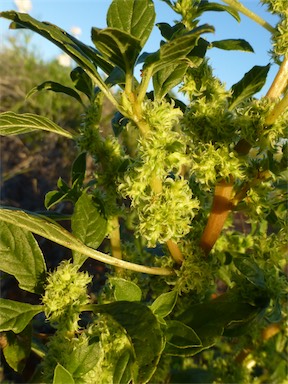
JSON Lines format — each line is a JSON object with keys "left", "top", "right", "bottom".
{"left": 0, "top": 0, "right": 287, "bottom": 382}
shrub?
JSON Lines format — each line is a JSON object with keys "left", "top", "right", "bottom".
{"left": 0, "top": 0, "right": 287, "bottom": 383}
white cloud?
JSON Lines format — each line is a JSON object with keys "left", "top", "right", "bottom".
{"left": 70, "top": 26, "right": 82, "bottom": 37}
{"left": 57, "top": 53, "right": 71, "bottom": 67}
{"left": 14, "top": 0, "right": 32, "bottom": 13}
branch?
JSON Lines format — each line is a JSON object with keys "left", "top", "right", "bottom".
{"left": 266, "top": 56, "right": 288, "bottom": 99}
{"left": 200, "top": 180, "right": 234, "bottom": 255}
{"left": 221, "top": 0, "right": 275, "bottom": 33}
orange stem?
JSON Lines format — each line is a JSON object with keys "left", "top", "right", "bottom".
{"left": 200, "top": 181, "right": 234, "bottom": 255}
{"left": 167, "top": 239, "right": 184, "bottom": 264}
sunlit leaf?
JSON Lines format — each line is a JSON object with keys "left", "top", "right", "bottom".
{"left": 93, "top": 301, "right": 165, "bottom": 383}
{"left": 91, "top": 27, "right": 141, "bottom": 73}
{"left": 0, "top": 299, "right": 43, "bottom": 334}
{"left": 110, "top": 277, "right": 142, "bottom": 301}
{"left": 2, "top": 326, "right": 32, "bottom": 373}
{"left": 71, "top": 192, "right": 107, "bottom": 267}
{"left": 211, "top": 39, "right": 254, "bottom": 52}
{"left": 229, "top": 64, "right": 270, "bottom": 110}
{"left": 150, "top": 290, "right": 178, "bottom": 318}
{"left": 107, "top": 0, "right": 155, "bottom": 47}
{"left": 153, "top": 62, "right": 188, "bottom": 99}
{"left": 0, "top": 221, "right": 46, "bottom": 294}
{"left": 53, "top": 364, "right": 75, "bottom": 384}
{"left": 26, "top": 81, "right": 84, "bottom": 105}
{"left": 0, "top": 112, "right": 74, "bottom": 138}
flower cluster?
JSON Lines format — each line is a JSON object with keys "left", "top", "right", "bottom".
{"left": 189, "top": 143, "right": 245, "bottom": 186}
{"left": 118, "top": 100, "right": 199, "bottom": 247}
{"left": 261, "top": 0, "right": 288, "bottom": 59}
{"left": 42, "top": 260, "right": 91, "bottom": 330}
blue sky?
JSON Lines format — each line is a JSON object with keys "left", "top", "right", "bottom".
{"left": 0, "top": 0, "right": 279, "bottom": 97}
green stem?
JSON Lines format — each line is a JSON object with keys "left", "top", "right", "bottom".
{"left": 89, "top": 73, "right": 120, "bottom": 109}
{"left": 137, "top": 65, "right": 154, "bottom": 105}
{"left": 110, "top": 216, "right": 123, "bottom": 275}
{"left": 221, "top": 0, "right": 276, "bottom": 33}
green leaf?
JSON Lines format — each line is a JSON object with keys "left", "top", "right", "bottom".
{"left": 65, "top": 341, "right": 101, "bottom": 380}
{"left": 113, "top": 349, "right": 133, "bottom": 384}
{"left": 71, "top": 152, "right": 87, "bottom": 186}
{"left": 0, "top": 11, "right": 109, "bottom": 92}
{"left": 91, "top": 27, "right": 141, "bottom": 73}
{"left": 110, "top": 277, "right": 142, "bottom": 301}
{"left": 144, "top": 25, "right": 214, "bottom": 75}
{"left": 70, "top": 67, "right": 93, "bottom": 99}
{"left": 44, "top": 190, "right": 69, "bottom": 210}
{"left": 211, "top": 39, "right": 254, "bottom": 52}
{"left": 150, "top": 290, "right": 178, "bottom": 318}
{"left": 71, "top": 192, "right": 107, "bottom": 266}
{"left": 197, "top": 2, "right": 240, "bottom": 22}
{"left": 234, "top": 257, "right": 266, "bottom": 289}
{"left": 0, "top": 208, "right": 172, "bottom": 275}
{"left": 3, "top": 326, "right": 32, "bottom": 373}
{"left": 0, "top": 299, "right": 43, "bottom": 333}
{"left": 177, "top": 289, "right": 269, "bottom": 342}
{"left": 0, "top": 221, "right": 46, "bottom": 294}
{"left": 165, "top": 320, "right": 202, "bottom": 356}
{"left": 153, "top": 61, "right": 188, "bottom": 99}
{"left": 0, "top": 111, "right": 74, "bottom": 138}
{"left": 229, "top": 64, "right": 270, "bottom": 110}
{"left": 26, "top": 81, "right": 84, "bottom": 105}
{"left": 105, "top": 67, "right": 127, "bottom": 87}
{"left": 93, "top": 301, "right": 165, "bottom": 383}
{"left": 53, "top": 364, "right": 75, "bottom": 384}
{"left": 107, "top": 0, "right": 155, "bottom": 47}
{"left": 156, "top": 22, "right": 186, "bottom": 40}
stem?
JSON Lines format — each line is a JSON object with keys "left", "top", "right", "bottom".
{"left": 266, "top": 56, "right": 288, "bottom": 99}
{"left": 167, "top": 240, "right": 184, "bottom": 264}
{"left": 200, "top": 181, "right": 234, "bottom": 255}
{"left": 110, "top": 216, "right": 123, "bottom": 275}
{"left": 137, "top": 65, "right": 154, "bottom": 104}
{"left": 221, "top": 0, "right": 275, "bottom": 33}
{"left": 89, "top": 73, "right": 120, "bottom": 109}
{"left": 265, "top": 91, "right": 288, "bottom": 125}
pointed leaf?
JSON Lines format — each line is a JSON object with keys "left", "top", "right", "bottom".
{"left": 153, "top": 61, "right": 188, "bottom": 99}
{"left": 107, "top": 0, "right": 155, "bottom": 47}
{"left": 229, "top": 64, "right": 270, "bottom": 110}
{"left": 198, "top": 2, "right": 240, "bottom": 22}
{"left": 65, "top": 341, "right": 101, "bottom": 379}
{"left": 70, "top": 67, "right": 93, "bottom": 99}
{"left": 110, "top": 277, "right": 142, "bottom": 301}
{"left": 3, "top": 326, "right": 32, "bottom": 373}
{"left": 91, "top": 27, "right": 141, "bottom": 73}
{"left": 156, "top": 22, "right": 186, "bottom": 40}
{"left": 71, "top": 192, "right": 107, "bottom": 266}
{"left": 0, "top": 111, "right": 74, "bottom": 138}
{"left": 150, "top": 290, "right": 178, "bottom": 318}
{"left": 144, "top": 25, "right": 214, "bottom": 75}
{"left": 26, "top": 81, "right": 84, "bottom": 104}
{"left": 53, "top": 364, "right": 75, "bottom": 384}
{"left": 211, "top": 39, "right": 254, "bottom": 52}
{"left": 165, "top": 320, "right": 202, "bottom": 356}
{"left": 44, "top": 190, "right": 69, "bottom": 210}
{"left": 93, "top": 301, "right": 165, "bottom": 383}
{"left": 0, "top": 299, "right": 43, "bottom": 333}
{"left": 0, "top": 208, "right": 172, "bottom": 275}
{"left": 0, "top": 221, "right": 46, "bottom": 294}
{"left": 234, "top": 257, "right": 266, "bottom": 289}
